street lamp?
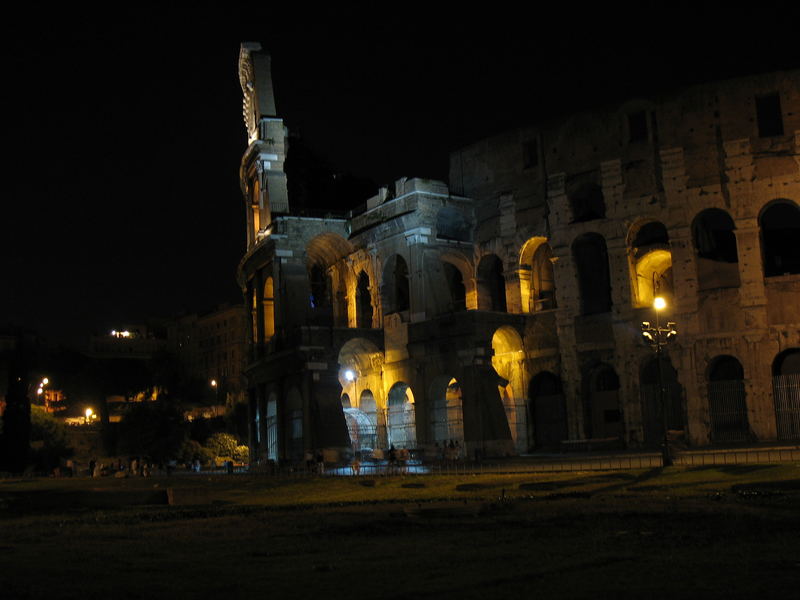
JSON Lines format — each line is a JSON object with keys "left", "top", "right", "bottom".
{"left": 641, "top": 296, "right": 678, "bottom": 467}
{"left": 85, "top": 407, "right": 94, "bottom": 425}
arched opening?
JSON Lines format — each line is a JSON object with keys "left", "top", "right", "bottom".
{"left": 436, "top": 206, "right": 472, "bottom": 242}
{"left": 760, "top": 201, "right": 800, "bottom": 277}
{"left": 387, "top": 382, "right": 416, "bottom": 449}
{"left": 305, "top": 232, "right": 353, "bottom": 325}
{"left": 585, "top": 364, "right": 622, "bottom": 439}
{"left": 528, "top": 372, "right": 567, "bottom": 450}
{"left": 356, "top": 271, "right": 373, "bottom": 328}
{"left": 572, "top": 233, "right": 612, "bottom": 315}
{"left": 358, "top": 390, "right": 381, "bottom": 451}
{"left": 340, "top": 394, "right": 351, "bottom": 409}
{"left": 692, "top": 209, "right": 740, "bottom": 289}
{"left": 772, "top": 349, "right": 800, "bottom": 440}
{"left": 442, "top": 262, "right": 467, "bottom": 312}
{"left": 429, "top": 376, "right": 464, "bottom": 450}
{"left": 477, "top": 254, "right": 507, "bottom": 312}
{"left": 285, "top": 387, "right": 304, "bottom": 462}
{"left": 639, "top": 356, "right": 684, "bottom": 446}
{"left": 248, "top": 282, "right": 258, "bottom": 347}
{"left": 308, "top": 264, "right": 333, "bottom": 326}
{"left": 382, "top": 255, "right": 410, "bottom": 315}
{"left": 343, "top": 406, "right": 377, "bottom": 456}
{"left": 263, "top": 276, "right": 275, "bottom": 340}
{"left": 492, "top": 326, "right": 526, "bottom": 451}
{"left": 569, "top": 183, "right": 606, "bottom": 223}
{"left": 520, "top": 238, "right": 557, "bottom": 313}
{"left": 629, "top": 221, "right": 673, "bottom": 308}
{"left": 708, "top": 355, "right": 749, "bottom": 443}
{"left": 266, "top": 393, "right": 278, "bottom": 461}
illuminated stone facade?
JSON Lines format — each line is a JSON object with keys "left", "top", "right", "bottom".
{"left": 238, "top": 43, "right": 800, "bottom": 465}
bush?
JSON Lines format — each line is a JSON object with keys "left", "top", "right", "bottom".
{"left": 204, "top": 432, "right": 240, "bottom": 459}
{"left": 29, "top": 406, "right": 73, "bottom": 472}
{"left": 178, "top": 439, "right": 214, "bottom": 466}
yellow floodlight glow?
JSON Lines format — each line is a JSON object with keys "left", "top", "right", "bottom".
{"left": 653, "top": 296, "right": 667, "bottom": 311}
{"left": 210, "top": 379, "right": 218, "bottom": 387}
{"left": 42, "top": 377, "right": 49, "bottom": 385}
{"left": 85, "top": 408, "right": 93, "bottom": 418}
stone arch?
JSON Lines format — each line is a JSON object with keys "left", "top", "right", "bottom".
{"left": 492, "top": 325, "right": 526, "bottom": 451}
{"left": 584, "top": 363, "right": 622, "bottom": 440}
{"left": 772, "top": 348, "right": 800, "bottom": 440}
{"left": 356, "top": 270, "right": 374, "bottom": 328}
{"left": 528, "top": 372, "right": 567, "bottom": 450}
{"left": 387, "top": 382, "right": 416, "bottom": 449}
{"left": 429, "top": 375, "right": 465, "bottom": 450}
{"left": 305, "top": 233, "right": 352, "bottom": 326}
{"left": 628, "top": 220, "right": 673, "bottom": 308}
{"left": 572, "top": 233, "right": 613, "bottom": 315}
{"left": 639, "top": 355, "right": 685, "bottom": 446}
{"left": 340, "top": 393, "right": 351, "bottom": 409}
{"left": 519, "top": 237, "right": 557, "bottom": 312}
{"left": 569, "top": 183, "right": 606, "bottom": 223}
{"left": 477, "top": 254, "right": 507, "bottom": 312}
{"left": 441, "top": 261, "right": 466, "bottom": 312}
{"left": 692, "top": 208, "right": 740, "bottom": 290}
{"left": 707, "top": 355, "right": 750, "bottom": 443}
{"left": 759, "top": 199, "right": 800, "bottom": 277}
{"left": 381, "top": 254, "right": 410, "bottom": 315}
{"left": 436, "top": 206, "right": 472, "bottom": 242}
{"left": 440, "top": 252, "right": 476, "bottom": 310}
{"left": 358, "top": 389, "right": 382, "bottom": 449}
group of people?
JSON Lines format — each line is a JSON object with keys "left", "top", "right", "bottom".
{"left": 56, "top": 456, "right": 155, "bottom": 478}
{"left": 434, "top": 439, "right": 462, "bottom": 462}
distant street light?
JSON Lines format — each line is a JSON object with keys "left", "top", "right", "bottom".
{"left": 641, "top": 296, "right": 678, "bottom": 467}
{"left": 84, "top": 407, "right": 94, "bottom": 424}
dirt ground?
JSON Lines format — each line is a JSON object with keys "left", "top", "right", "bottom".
{"left": 2, "top": 465, "right": 799, "bottom": 599}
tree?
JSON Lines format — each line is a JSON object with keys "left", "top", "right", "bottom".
{"left": 117, "top": 401, "right": 188, "bottom": 463}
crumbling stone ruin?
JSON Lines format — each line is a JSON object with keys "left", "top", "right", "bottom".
{"left": 237, "top": 43, "right": 799, "bottom": 463}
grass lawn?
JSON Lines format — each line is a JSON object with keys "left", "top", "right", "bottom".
{"left": 1, "top": 464, "right": 799, "bottom": 599}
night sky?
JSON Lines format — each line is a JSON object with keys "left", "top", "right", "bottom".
{"left": 4, "top": 5, "right": 798, "bottom": 348}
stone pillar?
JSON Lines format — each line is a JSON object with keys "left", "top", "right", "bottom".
{"left": 504, "top": 267, "right": 523, "bottom": 314}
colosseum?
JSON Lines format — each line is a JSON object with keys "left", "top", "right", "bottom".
{"left": 236, "top": 43, "right": 800, "bottom": 465}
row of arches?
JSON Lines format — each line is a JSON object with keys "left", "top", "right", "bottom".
{"left": 334, "top": 348, "right": 800, "bottom": 456}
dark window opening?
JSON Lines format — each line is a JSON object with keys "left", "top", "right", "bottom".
{"left": 573, "top": 233, "right": 613, "bottom": 315}
{"left": 436, "top": 206, "right": 472, "bottom": 242}
{"left": 692, "top": 209, "right": 739, "bottom": 263}
{"left": 760, "top": 202, "right": 800, "bottom": 277}
{"left": 633, "top": 221, "right": 669, "bottom": 249}
{"left": 628, "top": 111, "right": 648, "bottom": 142}
{"left": 478, "top": 255, "right": 507, "bottom": 312}
{"left": 709, "top": 356, "right": 744, "bottom": 382}
{"left": 756, "top": 93, "right": 784, "bottom": 138}
{"left": 569, "top": 183, "right": 606, "bottom": 223}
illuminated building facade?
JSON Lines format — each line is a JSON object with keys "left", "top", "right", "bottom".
{"left": 238, "top": 43, "right": 800, "bottom": 465}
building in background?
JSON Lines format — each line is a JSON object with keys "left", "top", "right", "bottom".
{"left": 237, "top": 43, "right": 800, "bottom": 465}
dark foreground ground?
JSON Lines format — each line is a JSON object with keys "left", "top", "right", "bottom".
{"left": 1, "top": 464, "right": 799, "bottom": 599}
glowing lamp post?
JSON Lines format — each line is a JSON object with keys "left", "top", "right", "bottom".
{"left": 84, "top": 408, "right": 94, "bottom": 425}
{"left": 641, "top": 296, "right": 678, "bottom": 467}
